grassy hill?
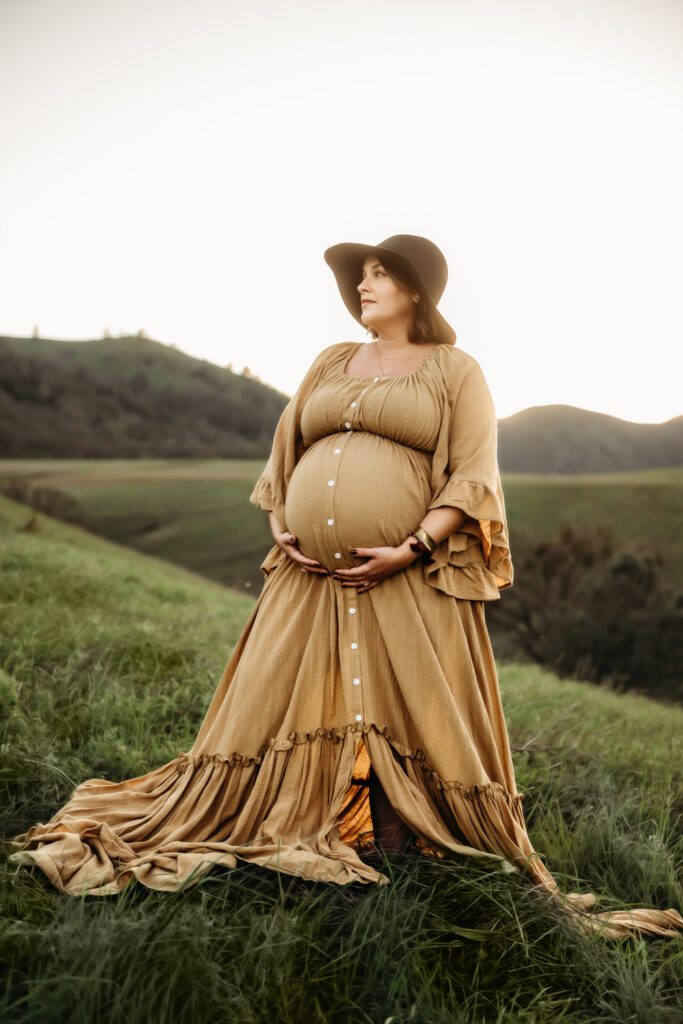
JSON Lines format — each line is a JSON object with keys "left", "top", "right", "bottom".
{"left": 498, "top": 404, "right": 683, "bottom": 473}
{"left": 0, "top": 496, "right": 682, "bottom": 1022}
{"left": 1, "top": 461, "right": 681, "bottom": 593}
{"left": 0, "top": 334, "right": 288, "bottom": 458}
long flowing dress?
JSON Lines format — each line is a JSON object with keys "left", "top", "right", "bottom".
{"left": 9, "top": 340, "right": 683, "bottom": 940}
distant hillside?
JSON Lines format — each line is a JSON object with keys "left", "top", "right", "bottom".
{"left": 1, "top": 335, "right": 681, "bottom": 471}
{"left": 2, "top": 459, "right": 681, "bottom": 595}
{"left": 497, "top": 404, "right": 683, "bottom": 473}
{"left": 0, "top": 334, "right": 288, "bottom": 458}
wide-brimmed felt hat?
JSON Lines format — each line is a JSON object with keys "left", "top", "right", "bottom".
{"left": 323, "top": 233, "right": 456, "bottom": 346}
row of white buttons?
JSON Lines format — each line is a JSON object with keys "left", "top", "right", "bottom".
{"left": 329, "top": 437, "right": 359, "bottom": 737}
{"left": 332, "top": 432, "right": 359, "bottom": 721}
{"left": 351, "top": 626, "right": 362, "bottom": 720}
{"left": 344, "top": 378, "right": 379, "bottom": 432}
{"left": 351, "top": 630, "right": 361, "bottom": 719}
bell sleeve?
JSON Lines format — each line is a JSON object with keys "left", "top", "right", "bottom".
{"left": 249, "top": 342, "right": 343, "bottom": 576}
{"left": 423, "top": 355, "right": 514, "bottom": 601}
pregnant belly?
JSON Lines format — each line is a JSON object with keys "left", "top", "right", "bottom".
{"left": 284, "top": 432, "right": 432, "bottom": 573}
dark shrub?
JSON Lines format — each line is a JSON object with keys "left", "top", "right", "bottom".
{"left": 0, "top": 480, "right": 100, "bottom": 534}
{"left": 487, "top": 524, "right": 683, "bottom": 703}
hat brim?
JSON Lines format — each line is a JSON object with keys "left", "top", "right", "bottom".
{"left": 324, "top": 241, "right": 456, "bottom": 346}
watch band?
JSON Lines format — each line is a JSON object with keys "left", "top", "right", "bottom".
{"left": 407, "top": 527, "right": 437, "bottom": 565}
{"left": 412, "top": 526, "right": 437, "bottom": 553}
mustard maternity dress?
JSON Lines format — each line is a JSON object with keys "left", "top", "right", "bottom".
{"left": 10, "top": 340, "right": 683, "bottom": 940}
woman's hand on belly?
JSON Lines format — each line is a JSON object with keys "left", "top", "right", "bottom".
{"left": 268, "top": 513, "right": 330, "bottom": 576}
{"left": 332, "top": 540, "right": 421, "bottom": 592}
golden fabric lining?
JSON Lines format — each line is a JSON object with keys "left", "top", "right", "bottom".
{"left": 335, "top": 736, "right": 373, "bottom": 847}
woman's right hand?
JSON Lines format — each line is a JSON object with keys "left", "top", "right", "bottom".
{"left": 268, "top": 513, "right": 329, "bottom": 575}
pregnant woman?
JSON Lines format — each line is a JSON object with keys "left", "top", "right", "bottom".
{"left": 10, "top": 235, "right": 682, "bottom": 940}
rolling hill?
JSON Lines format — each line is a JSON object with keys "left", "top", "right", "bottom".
{"left": 1, "top": 460, "right": 681, "bottom": 593}
{"left": 1, "top": 334, "right": 681, "bottom": 472}
{"left": 0, "top": 334, "right": 289, "bottom": 458}
{"left": 497, "top": 404, "right": 683, "bottom": 473}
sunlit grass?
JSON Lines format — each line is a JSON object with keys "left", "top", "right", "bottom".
{"left": 1, "top": 502, "right": 681, "bottom": 1023}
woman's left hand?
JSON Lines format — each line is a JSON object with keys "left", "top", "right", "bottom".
{"left": 332, "top": 541, "right": 420, "bottom": 593}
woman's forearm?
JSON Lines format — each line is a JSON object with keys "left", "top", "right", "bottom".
{"left": 415, "top": 506, "right": 468, "bottom": 545}
{"left": 391, "top": 506, "right": 469, "bottom": 564}
{"left": 267, "top": 510, "right": 285, "bottom": 540}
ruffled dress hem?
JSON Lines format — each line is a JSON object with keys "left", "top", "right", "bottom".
{"left": 9, "top": 722, "right": 683, "bottom": 940}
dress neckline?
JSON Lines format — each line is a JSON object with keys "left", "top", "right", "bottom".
{"left": 340, "top": 341, "right": 440, "bottom": 381}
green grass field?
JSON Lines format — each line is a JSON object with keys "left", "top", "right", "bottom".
{"left": 0, "top": 459, "right": 274, "bottom": 591}
{"left": 0, "top": 494, "right": 681, "bottom": 1023}
{"left": 502, "top": 466, "right": 683, "bottom": 573}
{"left": 1, "top": 461, "right": 681, "bottom": 595}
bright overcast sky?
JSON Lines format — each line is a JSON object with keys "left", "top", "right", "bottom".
{"left": 1, "top": 0, "right": 681, "bottom": 422}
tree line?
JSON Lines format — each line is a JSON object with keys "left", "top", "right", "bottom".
{"left": 0, "top": 337, "right": 288, "bottom": 458}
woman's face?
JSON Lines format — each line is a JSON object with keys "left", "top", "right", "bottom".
{"left": 357, "top": 255, "right": 417, "bottom": 332}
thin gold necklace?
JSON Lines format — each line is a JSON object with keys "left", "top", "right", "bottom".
{"left": 375, "top": 343, "right": 420, "bottom": 379}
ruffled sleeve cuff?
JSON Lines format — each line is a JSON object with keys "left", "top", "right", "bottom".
{"left": 249, "top": 474, "right": 274, "bottom": 513}
{"left": 258, "top": 542, "right": 287, "bottom": 577}
{"left": 423, "top": 478, "right": 513, "bottom": 600}
{"left": 249, "top": 466, "right": 286, "bottom": 532}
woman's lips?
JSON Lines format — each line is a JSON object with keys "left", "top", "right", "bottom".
{"left": 361, "top": 300, "right": 375, "bottom": 306}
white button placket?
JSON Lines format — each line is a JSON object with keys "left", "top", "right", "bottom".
{"left": 344, "top": 385, "right": 365, "bottom": 434}
{"left": 326, "top": 429, "right": 351, "bottom": 560}
{"left": 326, "top": 471, "right": 339, "bottom": 569}
{"left": 339, "top": 586, "right": 364, "bottom": 728}
{"left": 333, "top": 380, "right": 380, "bottom": 730}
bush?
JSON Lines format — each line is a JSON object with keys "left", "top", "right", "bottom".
{"left": 487, "top": 525, "right": 683, "bottom": 702}
{"left": 0, "top": 480, "right": 99, "bottom": 535}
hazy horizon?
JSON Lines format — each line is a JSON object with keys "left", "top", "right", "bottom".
{"left": 3, "top": 328, "right": 680, "bottom": 427}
